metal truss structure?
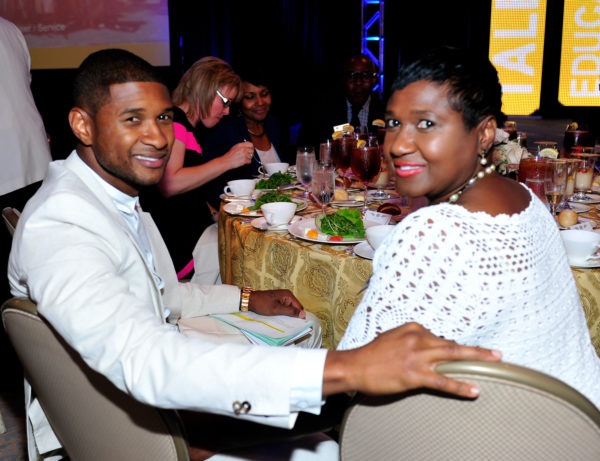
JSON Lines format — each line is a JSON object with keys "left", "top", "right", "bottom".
{"left": 361, "top": 0, "right": 384, "bottom": 96}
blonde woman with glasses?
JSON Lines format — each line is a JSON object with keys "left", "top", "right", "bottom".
{"left": 141, "top": 57, "right": 254, "bottom": 283}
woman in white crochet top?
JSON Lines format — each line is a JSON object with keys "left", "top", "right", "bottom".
{"left": 338, "top": 46, "right": 600, "bottom": 408}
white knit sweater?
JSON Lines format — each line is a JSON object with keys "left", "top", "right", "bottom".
{"left": 338, "top": 186, "right": 600, "bottom": 408}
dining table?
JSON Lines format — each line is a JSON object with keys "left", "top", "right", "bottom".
{"left": 218, "top": 190, "right": 600, "bottom": 354}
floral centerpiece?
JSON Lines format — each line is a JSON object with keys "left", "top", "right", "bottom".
{"left": 491, "top": 128, "right": 531, "bottom": 176}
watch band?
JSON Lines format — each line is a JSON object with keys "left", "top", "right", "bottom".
{"left": 240, "top": 286, "right": 254, "bottom": 312}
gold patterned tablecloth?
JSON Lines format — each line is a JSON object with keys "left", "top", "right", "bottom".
{"left": 218, "top": 206, "right": 372, "bottom": 349}
{"left": 219, "top": 202, "right": 600, "bottom": 354}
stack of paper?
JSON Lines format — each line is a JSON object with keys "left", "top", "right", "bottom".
{"left": 209, "top": 311, "right": 313, "bottom": 346}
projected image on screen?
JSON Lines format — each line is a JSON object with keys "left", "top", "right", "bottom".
{"left": 1, "top": 0, "right": 170, "bottom": 69}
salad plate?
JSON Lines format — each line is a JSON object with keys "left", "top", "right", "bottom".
{"left": 288, "top": 217, "right": 365, "bottom": 244}
{"left": 353, "top": 241, "right": 375, "bottom": 259}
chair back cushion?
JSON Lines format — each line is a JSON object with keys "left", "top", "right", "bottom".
{"left": 339, "top": 360, "right": 600, "bottom": 461}
{"left": 1, "top": 297, "right": 189, "bottom": 461}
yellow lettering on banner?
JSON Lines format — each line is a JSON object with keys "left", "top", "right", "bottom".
{"left": 559, "top": 0, "right": 600, "bottom": 106}
{"left": 489, "top": 0, "right": 546, "bottom": 115}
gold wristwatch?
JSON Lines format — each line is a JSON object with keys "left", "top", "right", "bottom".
{"left": 239, "top": 286, "right": 254, "bottom": 312}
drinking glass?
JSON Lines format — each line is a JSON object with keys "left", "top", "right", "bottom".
{"left": 296, "top": 146, "right": 316, "bottom": 198}
{"left": 311, "top": 165, "right": 336, "bottom": 215}
{"left": 534, "top": 141, "right": 559, "bottom": 158}
{"left": 319, "top": 140, "right": 332, "bottom": 167}
{"left": 350, "top": 135, "right": 381, "bottom": 214}
{"left": 544, "top": 159, "right": 568, "bottom": 216}
{"left": 559, "top": 158, "right": 583, "bottom": 210}
{"left": 563, "top": 127, "right": 592, "bottom": 157}
{"left": 369, "top": 144, "right": 391, "bottom": 200}
{"left": 571, "top": 152, "right": 598, "bottom": 202}
{"left": 331, "top": 133, "right": 356, "bottom": 189}
{"left": 518, "top": 156, "right": 548, "bottom": 202}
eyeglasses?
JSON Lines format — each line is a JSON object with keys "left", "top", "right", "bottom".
{"left": 216, "top": 89, "right": 232, "bottom": 108}
{"left": 346, "top": 71, "right": 378, "bottom": 81}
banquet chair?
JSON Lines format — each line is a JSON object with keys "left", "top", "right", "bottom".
{"left": 2, "top": 206, "right": 20, "bottom": 236}
{"left": 1, "top": 297, "right": 190, "bottom": 461}
{"left": 339, "top": 360, "right": 600, "bottom": 460}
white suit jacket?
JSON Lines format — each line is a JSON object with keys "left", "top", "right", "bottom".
{"left": 8, "top": 153, "right": 326, "bottom": 455}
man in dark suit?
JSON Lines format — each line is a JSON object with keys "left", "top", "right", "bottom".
{"left": 298, "top": 53, "right": 386, "bottom": 146}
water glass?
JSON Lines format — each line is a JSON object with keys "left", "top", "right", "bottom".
{"left": 311, "top": 165, "right": 336, "bottom": 214}
{"left": 296, "top": 147, "right": 316, "bottom": 198}
{"left": 319, "top": 140, "right": 332, "bottom": 167}
{"left": 544, "top": 159, "right": 568, "bottom": 215}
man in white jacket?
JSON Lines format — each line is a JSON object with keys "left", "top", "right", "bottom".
{"left": 8, "top": 48, "right": 501, "bottom": 460}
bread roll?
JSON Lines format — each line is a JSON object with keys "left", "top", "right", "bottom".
{"left": 557, "top": 209, "right": 578, "bottom": 227}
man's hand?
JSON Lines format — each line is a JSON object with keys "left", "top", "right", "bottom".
{"left": 324, "top": 322, "right": 502, "bottom": 399}
{"left": 248, "top": 289, "right": 306, "bottom": 319}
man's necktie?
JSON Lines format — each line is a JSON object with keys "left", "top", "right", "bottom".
{"left": 350, "top": 104, "right": 361, "bottom": 129}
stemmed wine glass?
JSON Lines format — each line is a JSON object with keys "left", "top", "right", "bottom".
{"left": 311, "top": 165, "right": 336, "bottom": 216}
{"left": 544, "top": 159, "right": 568, "bottom": 216}
{"left": 295, "top": 146, "right": 316, "bottom": 198}
{"left": 350, "top": 135, "right": 381, "bottom": 215}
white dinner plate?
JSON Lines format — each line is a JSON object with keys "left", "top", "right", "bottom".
{"left": 223, "top": 199, "right": 307, "bottom": 217}
{"left": 353, "top": 241, "right": 375, "bottom": 259}
{"left": 331, "top": 200, "right": 364, "bottom": 208}
{"left": 569, "top": 258, "right": 600, "bottom": 269}
{"left": 567, "top": 202, "right": 591, "bottom": 213}
{"left": 570, "top": 193, "right": 600, "bottom": 204}
{"left": 287, "top": 217, "right": 365, "bottom": 244}
{"left": 250, "top": 216, "right": 300, "bottom": 232}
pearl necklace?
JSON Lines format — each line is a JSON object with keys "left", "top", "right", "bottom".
{"left": 448, "top": 163, "right": 495, "bottom": 204}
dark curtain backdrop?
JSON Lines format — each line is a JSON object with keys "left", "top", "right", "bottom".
{"left": 30, "top": 0, "right": 502, "bottom": 160}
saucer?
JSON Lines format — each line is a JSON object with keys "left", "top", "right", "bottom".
{"left": 353, "top": 241, "right": 375, "bottom": 260}
{"left": 250, "top": 216, "right": 298, "bottom": 231}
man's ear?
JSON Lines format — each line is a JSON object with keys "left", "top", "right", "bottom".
{"left": 68, "top": 107, "right": 93, "bottom": 146}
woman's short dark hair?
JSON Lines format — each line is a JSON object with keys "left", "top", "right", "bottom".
{"left": 392, "top": 46, "right": 504, "bottom": 130}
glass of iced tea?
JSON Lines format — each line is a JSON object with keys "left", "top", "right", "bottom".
{"left": 518, "top": 156, "right": 548, "bottom": 202}
{"left": 350, "top": 135, "right": 381, "bottom": 214}
{"left": 331, "top": 132, "right": 356, "bottom": 188}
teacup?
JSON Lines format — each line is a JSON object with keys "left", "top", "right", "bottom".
{"left": 365, "top": 224, "right": 395, "bottom": 250}
{"left": 224, "top": 179, "right": 256, "bottom": 198}
{"left": 258, "top": 162, "right": 290, "bottom": 176}
{"left": 260, "top": 202, "right": 297, "bottom": 227}
{"left": 560, "top": 229, "right": 600, "bottom": 265}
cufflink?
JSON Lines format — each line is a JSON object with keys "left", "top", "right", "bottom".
{"left": 233, "top": 400, "right": 251, "bottom": 415}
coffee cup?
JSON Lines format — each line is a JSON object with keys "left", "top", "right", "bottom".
{"left": 260, "top": 202, "right": 297, "bottom": 227}
{"left": 258, "top": 162, "right": 290, "bottom": 176}
{"left": 560, "top": 229, "right": 600, "bottom": 265}
{"left": 224, "top": 179, "right": 256, "bottom": 197}
{"left": 365, "top": 224, "right": 395, "bottom": 250}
